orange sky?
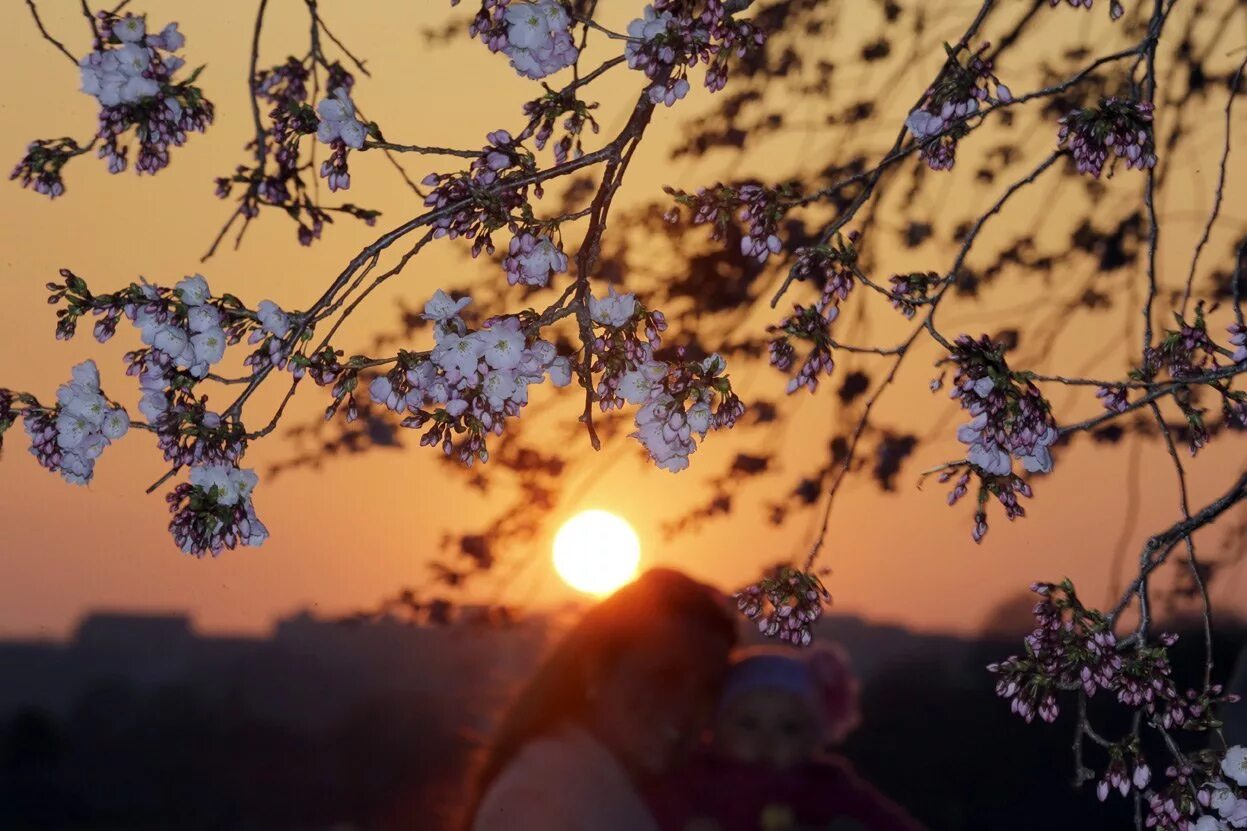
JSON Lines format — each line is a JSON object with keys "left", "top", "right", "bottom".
{"left": 1, "top": 2, "right": 1246, "bottom": 639}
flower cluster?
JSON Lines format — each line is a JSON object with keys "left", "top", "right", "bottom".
{"left": 1059, "top": 97, "right": 1157, "bottom": 178}
{"left": 120, "top": 277, "right": 258, "bottom": 468}
{"left": 589, "top": 289, "right": 743, "bottom": 471}
{"left": 9, "top": 138, "right": 83, "bottom": 199}
{"left": 80, "top": 16, "right": 180, "bottom": 106}
{"left": 316, "top": 87, "right": 368, "bottom": 192}
{"left": 1193, "top": 758, "right": 1247, "bottom": 830}
{"left": 624, "top": 1, "right": 766, "bottom": 106}
{"left": 989, "top": 581, "right": 1247, "bottom": 829}
{"left": 127, "top": 275, "right": 231, "bottom": 381}
{"left": 949, "top": 334, "right": 1058, "bottom": 476}
{"left": 21, "top": 361, "right": 129, "bottom": 486}
{"left": 502, "top": 231, "right": 568, "bottom": 287}
{"left": 933, "top": 335, "right": 1057, "bottom": 541}
{"left": 1096, "top": 383, "right": 1130, "bottom": 413}
{"left": 502, "top": 1, "right": 578, "bottom": 79}
{"left": 1229, "top": 322, "right": 1247, "bottom": 364}
{"left": 421, "top": 130, "right": 538, "bottom": 256}
{"left": 41, "top": 270, "right": 270, "bottom": 473}
{"left": 990, "top": 582, "right": 1231, "bottom": 730}
{"left": 461, "top": 0, "right": 579, "bottom": 80}
{"left": 1096, "top": 752, "right": 1152, "bottom": 803}
{"left": 243, "top": 300, "right": 296, "bottom": 371}
{"left": 735, "top": 567, "right": 831, "bottom": 647}
{"left": 665, "top": 181, "right": 797, "bottom": 263}
{"left": 167, "top": 464, "right": 268, "bottom": 557}
{"left": 1139, "top": 308, "right": 1230, "bottom": 453}
{"left": 1146, "top": 310, "right": 1220, "bottom": 383}
{"left": 905, "top": 43, "right": 1012, "bottom": 171}
{"left": 367, "top": 290, "right": 572, "bottom": 464}
{"left": 1089, "top": 306, "right": 1247, "bottom": 455}
{"left": 80, "top": 13, "right": 214, "bottom": 176}
{"left": 1128, "top": 760, "right": 1247, "bottom": 831}
{"left": 216, "top": 58, "right": 377, "bottom": 246}
{"left": 590, "top": 288, "right": 665, "bottom": 408}
{"left": 627, "top": 352, "right": 740, "bottom": 472}
{"left": 144, "top": 387, "right": 246, "bottom": 470}
{"left": 888, "top": 271, "right": 940, "bottom": 319}
{"left": 768, "top": 239, "right": 859, "bottom": 393}
{"left": 941, "top": 465, "right": 1034, "bottom": 542}
{"left": 521, "top": 87, "right": 600, "bottom": 164}
{"left": 216, "top": 58, "right": 312, "bottom": 216}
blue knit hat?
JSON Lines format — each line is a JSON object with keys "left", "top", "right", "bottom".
{"left": 718, "top": 644, "right": 862, "bottom": 743}
{"left": 719, "top": 648, "right": 818, "bottom": 711}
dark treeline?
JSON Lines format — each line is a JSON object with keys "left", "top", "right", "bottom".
{"left": 3, "top": 613, "right": 1244, "bottom": 830}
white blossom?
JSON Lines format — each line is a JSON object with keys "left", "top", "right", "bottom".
{"left": 422, "top": 289, "right": 471, "bottom": 324}
{"left": 589, "top": 288, "right": 638, "bottom": 328}
{"left": 175, "top": 274, "right": 211, "bottom": 307}
{"left": 256, "top": 300, "right": 291, "bottom": 337}
{"left": 502, "top": 0, "right": 578, "bottom": 80}
{"left": 480, "top": 319, "right": 527, "bottom": 370}
{"left": 114, "top": 15, "right": 147, "bottom": 43}
{"left": 316, "top": 87, "right": 367, "bottom": 150}
{"left": 1224, "top": 746, "right": 1247, "bottom": 787}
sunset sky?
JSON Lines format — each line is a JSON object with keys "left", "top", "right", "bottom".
{"left": 2, "top": 1, "right": 1245, "bottom": 640}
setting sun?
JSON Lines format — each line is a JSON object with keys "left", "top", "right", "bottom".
{"left": 552, "top": 510, "right": 641, "bottom": 596}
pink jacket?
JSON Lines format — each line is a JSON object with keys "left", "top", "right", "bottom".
{"left": 648, "top": 755, "right": 926, "bottom": 831}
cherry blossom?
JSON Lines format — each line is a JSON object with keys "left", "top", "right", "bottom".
{"left": 589, "top": 288, "right": 638, "bottom": 328}
{"left": 666, "top": 181, "right": 797, "bottom": 263}
{"left": 168, "top": 464, "right": 268, "bottom": 557}
{"left": 75, "top": 12, "right": 215, "bottom": 177}
{"left": 736, "top": 567, "right": 831, "bottom": 647}
{"left": 502, "top": 0, "right": 578, "bottom": 80}
{"left": 9, "top": 138, "right": 81, "bottom": 198}
{"left": 768, "top": 239, "right": 860, "bottom": 393}
{"left": 502, "top": 231, "right": 567, "bottom": 287}
{"left": 421, "top": 129, "right": 537, "bottom": 256}
{"left": 948, "top": 334, "right": 1058, "bottom": 476}
{"left": 1059, "top": 97, "right": 1157, "bottom": 178}
{"left": 905, "top": 43, "right": 1012, "bottom": 171}
{"left": 316, "top": 87, "right": 367, "bottom": 150}
{"left": 623, "top": 1, "right": 766, "bottom": 104}
{"left": 20, "top": 360, "right": 129, "bottom": 486}
{"left": 366, "top": 291, "right": 573, "bottom": 465}
{"left": 1225, "top": 747, "right": 1247, "bottom": 788}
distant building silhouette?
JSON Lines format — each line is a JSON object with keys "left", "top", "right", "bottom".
{"left": 0, "top": 608, "right": 549, "bottom": 730}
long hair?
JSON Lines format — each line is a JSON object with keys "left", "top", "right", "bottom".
{"left": 462, "top": 568, "right": 737, "bottom": 828}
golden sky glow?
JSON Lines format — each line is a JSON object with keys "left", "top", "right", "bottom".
{"left": 1, "top": 2, "right": 1246, "bottom": 639}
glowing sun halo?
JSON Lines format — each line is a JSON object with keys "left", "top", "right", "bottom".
{"left": 553, "top": 510, "right": 641, "bottom": 596}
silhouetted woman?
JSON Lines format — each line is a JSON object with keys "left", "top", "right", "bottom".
{"left": 467, "top": 568, "right": 738, "bottom": 831}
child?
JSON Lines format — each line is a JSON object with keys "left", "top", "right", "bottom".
{"left": 649, "top": 645, "right": 924, "bottom": 831}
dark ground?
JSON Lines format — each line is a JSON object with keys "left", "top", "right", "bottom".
{"left": 1, "top": 608, "right": 1242, "bottom": 830}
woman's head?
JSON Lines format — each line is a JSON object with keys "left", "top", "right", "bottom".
{"left": 469, "top": 568, "right": 737, "bottom": 813}
{"left": 715, "top": 644, "right": 860, "bottom": 770}
{"left": 582, "top": 592, "right": 733, "bottom": 775}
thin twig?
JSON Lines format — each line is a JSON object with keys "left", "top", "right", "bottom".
{"left": 1180, "top": 55, "right": 1247, "bottom": 316}
{"left": 25, "top": 0, "right": 78, "bottom": 65}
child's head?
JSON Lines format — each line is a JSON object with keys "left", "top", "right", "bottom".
{"left": 714, "top": 644, "right": 860, "bottom": 770}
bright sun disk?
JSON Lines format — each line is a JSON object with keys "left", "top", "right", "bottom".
{"left": 553, "top": 510, "right": 641, "bottom": 596}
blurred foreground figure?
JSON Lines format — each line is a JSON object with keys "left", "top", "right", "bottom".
{"left": 466, "top": 568, "right": 737, "bottom": 831}
{"left": 651, "top": 645, "right": 924, "bottom": 831}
